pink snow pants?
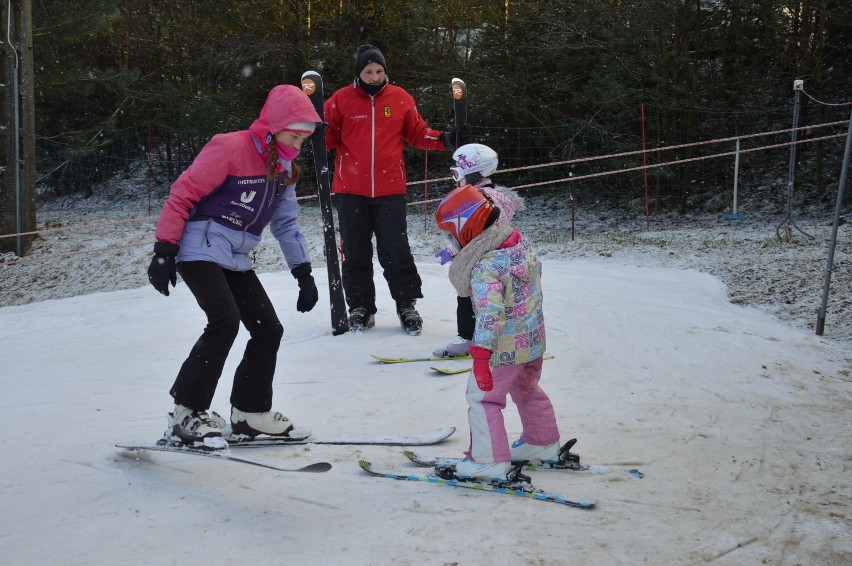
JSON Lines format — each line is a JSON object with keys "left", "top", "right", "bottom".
{"left": 465, "top": 357, "right": 559, "bottom": 463}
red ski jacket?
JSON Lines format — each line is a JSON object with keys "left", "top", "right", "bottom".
{"left": 324, "top": 83, "right": 447, "bottom": 198}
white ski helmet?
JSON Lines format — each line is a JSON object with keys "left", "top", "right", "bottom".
{"left": 450, "top": 143, "right": 498, "bottom": 183}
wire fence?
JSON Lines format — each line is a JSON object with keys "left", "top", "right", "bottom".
{"left": 5, "top": 96, "right": 851, "bottom": 249}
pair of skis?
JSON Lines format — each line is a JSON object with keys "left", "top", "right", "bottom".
{"left": 371, "top": 354, "right": 470, "bottom": 363}
{"left": 300, "top": 73, "right": 469, "bottom": 337}
{"left": 116, "top": 441, "right": 330, "bottom": 473}
{"left": 371, "top": 353, "right": 555, "bottom": 375}
{"left": 119, "top": 430, "right": 638, "bottom": 508}
{"left": 301, "top": 71, "right": 348, "bottom": 336}
{"left": 371, "top": 353, "right": 473, "bottom": 374}
{"left": 363, "top": 439, "right": 643, "bottom": 509}
{"left": 359, "top": 460, "right": 597, "bottom": 509}
{"left": 116, "top": 427, "right": 457, "bottom": 473}
{"left": 403, "top": 438, "right": 644, "bottom": 479}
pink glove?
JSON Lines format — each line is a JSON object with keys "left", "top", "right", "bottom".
{"left": 470, "top": 345, "right": 493, "bottom": 391}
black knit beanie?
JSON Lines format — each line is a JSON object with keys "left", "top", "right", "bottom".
{"left": 354, "top": 44, "right": 387, "bottom": 77}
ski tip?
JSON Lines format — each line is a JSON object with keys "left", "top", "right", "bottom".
{"left": 430, "top": 366, "right": 470, "bottom": 375}
{"left": 301, "top": 75, "right": 321, "bottom": 97}
{"left": 301, "top": 70, "right": 318, "bottom": 78}
{"left": 116, "top": 443, "right": 168, "bottom": 451}
{"left": 451, "top": 77, "right": 464, "bottom": 84}
{"left": 369, "top": 354, "right": 403, "bottom": 363}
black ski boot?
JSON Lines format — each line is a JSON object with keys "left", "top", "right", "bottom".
{"left": 396, "top": 301, "right": 422, "bottom": 336}
{"left": 348, "top": 307, "right": 375, "bottom": 331}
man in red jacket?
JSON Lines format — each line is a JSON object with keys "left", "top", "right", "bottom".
{"left": 325, "top": 44, "right": 469, "bottom": 335}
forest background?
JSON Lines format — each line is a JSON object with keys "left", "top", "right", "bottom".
{"left": 2, "top": 0, "right": 852, "bottom": 256}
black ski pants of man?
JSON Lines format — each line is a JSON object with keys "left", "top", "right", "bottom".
{"left": 336, "top": 193, "right": 423, "bottom": 313}
{"left": 169, "top": 261, "right": 284, "bottom": 412}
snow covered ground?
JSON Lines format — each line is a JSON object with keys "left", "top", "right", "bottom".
{"left": 1, "top": 180, "right": 850, "bottom": 564}
{"left": 5, "top": 178, "right": 852, "bottom": 347}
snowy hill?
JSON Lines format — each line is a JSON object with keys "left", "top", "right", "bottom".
{"left": 0, "top": 187, "right": 850, "bottom": 564}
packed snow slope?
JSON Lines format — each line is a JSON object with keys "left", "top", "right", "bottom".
{"left": 0, "top": 180, "right": 850, "bottom": 564}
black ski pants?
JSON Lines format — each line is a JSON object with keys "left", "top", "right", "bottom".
{"left": 170, "top": 261, "right": 284, "bottom": 412}
{"left": 336, "top": 194, "right": 423, "bottom": 312}
{"left": 456, "top": 295, "right": 475, "bottom": 340}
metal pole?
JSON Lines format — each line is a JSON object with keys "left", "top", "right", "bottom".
{"left": 786, "top": 83, "right": 800, "bottom": 220}
{"left": 569, "top": 182, "right": 575, "bottom": 241}
{"left": 732, "top": 138, "right": 740, "bottom": 215}
{"left": 13, "top": 66, "right": 21, "bottom": 257}
{"left": 640, "top": 103, "right": 650, "bottom": 230}
{"left": 147, "top": 121, "right": 153, "bottom": 215}
{"left": 777, "top": 79, "right": 812, "bottom": 240}
{"left": 815, "top": 108, "right": 852, "bottom": 336}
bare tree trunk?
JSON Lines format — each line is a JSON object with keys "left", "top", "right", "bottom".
{"left": 0, "top": 4, "right": 13, "bottom": 252}
{"left": 0, "top": 0, "right": 36, "bottom": 256}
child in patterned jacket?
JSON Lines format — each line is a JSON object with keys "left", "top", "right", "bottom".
{"left": 434, "top": 184, "right": 560, "bottom": 481}
{"left": 432, "top": 143, "right": 526, "bottom": 359}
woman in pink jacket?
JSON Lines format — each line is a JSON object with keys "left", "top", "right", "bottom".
{"left": 147, "top": 85, "right": 321, "bottom": 446}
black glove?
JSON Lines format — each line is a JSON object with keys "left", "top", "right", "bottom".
{"left": 291, "top": 263, "right": 319, "bottom": 313}
{"left": 443, "top": 124, "right": 473, "bottom": 153}
{"left": 147, "top": 242, "right": 179, "bottom": 296}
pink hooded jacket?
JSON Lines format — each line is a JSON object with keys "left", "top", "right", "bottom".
{"left": 154, "top": 85, "right": 320, "bottom": 271}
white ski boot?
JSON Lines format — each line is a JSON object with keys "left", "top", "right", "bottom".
{"left": 510, "top": 439, "right": 560, "bottom": 464}
{"left": 170, "top": 404, "right": 224, "bottom": 447}
{"left": 230, "top": 408, "right": 310, "bottom": 439}
{"left": 432, "top": 336, "right": 471, "bottom": 358}
{"left": 452, "top": 458, "right": 511, "bottom": 482}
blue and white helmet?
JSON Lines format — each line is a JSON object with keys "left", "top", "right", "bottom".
{"left": 450, "top": 143, "right": 498, "bottom": 184}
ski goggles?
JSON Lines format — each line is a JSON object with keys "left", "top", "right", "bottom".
{"left": 443, "top": 233, "right": 461, "bottom": 256}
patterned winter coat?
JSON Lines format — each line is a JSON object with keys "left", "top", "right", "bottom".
{"left": 470, "top": 231, "right": 547, "bottom": 366}
{"left": 154, "top": 85, "right": 320, "bottom": 272}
